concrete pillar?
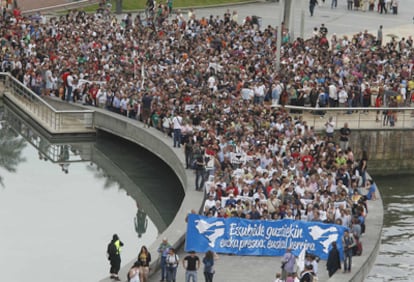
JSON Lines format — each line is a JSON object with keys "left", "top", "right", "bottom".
{"left": 275, "top": 0, "right": 285, "bottom": 72}
{"left": 283, "top": 0, "right": 293, "bottom": 31}
{"left": 116, "top": 0, "right": 122, "bottom": 14}
{"left": 300, "top": 0, "right": 305, "bottom": 38}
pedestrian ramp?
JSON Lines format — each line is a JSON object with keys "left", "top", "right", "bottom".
{"left": 0, "top": 72, "right": 96, "bottom": 138}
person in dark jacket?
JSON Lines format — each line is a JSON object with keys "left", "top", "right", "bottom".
{"left": 326, "top": 241, "right": 341, "bottom": 277}
{"left": 137, "top": 245, "right": 151, "bottom": 282}
{"left": 107, "top": 234, "right": 124, "bottom": 281}
{"left": 309, "top": 0, "right": 318, "bottom": 16}
{"left": 202, "top": 250, "right": 216, "bottom": 282}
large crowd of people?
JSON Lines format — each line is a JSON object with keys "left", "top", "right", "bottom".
{"left": 0, "top": 2, "right": 403, "bottom": 280}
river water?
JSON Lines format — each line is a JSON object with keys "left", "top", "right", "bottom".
{"left": 366, "top": 175, "right": 414, "bottom": 282}
{"left": 0, "top": 102, "right": 184, "bottom": 282}
{"left": 1, "top": 99, "right": 412, "bottom": 281}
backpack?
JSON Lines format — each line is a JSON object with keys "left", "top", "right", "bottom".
{"left": 107, "top": 242, "right": 117, "bottom": 258}
{"left": 353, "top": 237, "right": 363, "bottom": 256}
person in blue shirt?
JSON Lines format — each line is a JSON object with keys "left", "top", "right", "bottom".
{"left": 365, "top": 180, "right": 377, "bottom": 201}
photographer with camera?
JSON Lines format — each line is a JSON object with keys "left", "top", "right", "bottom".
{"left": 166, "top": 248, "right": 179, "bottom": 282}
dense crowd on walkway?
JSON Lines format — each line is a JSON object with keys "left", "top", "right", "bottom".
{"left": 0, "top": 3, "right": 401, "bottom": 281}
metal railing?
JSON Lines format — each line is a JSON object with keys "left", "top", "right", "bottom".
{"left": 0, "top": 72, "right": 94, "bottom": 134}
{"left": 279, "top": 105, "right": 414, "bottom": 131}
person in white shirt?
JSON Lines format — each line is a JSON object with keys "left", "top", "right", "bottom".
{"left": 337, "top": 86, "right": 348, "bottom": 108}
{"left": 207, "top": 75, "right": 217, "bottom": 93}
{"left": 203, "top": 194, "right": 216, "bottom": 212}
{"left": 66, "top": 71, "right": 74, "bottom": 102}
{"left": 96, "top": 87, "right": 107, "bottom": 108}
{"left": 271, "top": 82, "right": 282, "bottom": 106}
{"left": 44, "top": 66, "right": 53, "bottom": 96}
{"left": 172, "top": 112, "right": 183, "bottom": 148}
{"left": 253, "top": 81, "right": 266, "bottom": 105}
{"left": 325, "top": 116, "right": 335, "bottom": 138}
{"left": 328, "top": 83, "right": 337, "bottom": 107}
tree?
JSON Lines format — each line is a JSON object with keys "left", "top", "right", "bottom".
{"left": 0, "top": 121, "right": 26, "bottom": 187}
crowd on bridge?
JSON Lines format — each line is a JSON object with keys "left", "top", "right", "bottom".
{"left": 314, "top": 0, "right": 399, "bottom": 14}
{"left": 0, "top": 3, "right": 400, "bottom": 281}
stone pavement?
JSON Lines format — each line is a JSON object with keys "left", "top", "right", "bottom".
{"left": 182, "top": 0, "right": 414, "bottom": 40}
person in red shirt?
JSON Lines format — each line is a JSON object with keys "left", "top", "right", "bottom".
{"left": 301, "top": 151, "right": 314, "bottom": 170}
{"left": 205, "top": 144, "right": 215, "bottom": 156}
{"left": 13, "top": 7, "right": 21, "bottom": 23}
{"left": 225, "top": 181, "right": 239, "bottom": 197}
{"left": 61, "top": 70, "right": 70, "bottom": 100}
{"left": 375, "top": 94, "right": 383, "bottom": 122}
{"left": 89, "top": 83, "right": 99, "bottom": 106}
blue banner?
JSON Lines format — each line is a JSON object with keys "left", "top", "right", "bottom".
{"left": 185, "top": 215, "right": 347, "bottom": 260}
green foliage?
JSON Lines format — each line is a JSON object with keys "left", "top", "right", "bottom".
{"left": 83, "top": 0, "right": 250, "bottom": 13}
{"left": 0, "top": 123, "right": 26, "bottom": 187}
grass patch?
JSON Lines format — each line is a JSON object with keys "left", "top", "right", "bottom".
{"left": 83, "top": 0, "right": 251, "bottom": 13}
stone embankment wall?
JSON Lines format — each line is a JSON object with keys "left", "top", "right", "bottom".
{"left": 349, "top": 130, "right": 414, "bottom": 175}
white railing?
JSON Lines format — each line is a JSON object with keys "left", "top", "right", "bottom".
{"left": 0, "top": 72, "right": 94, "bottom": 134}
{"left": 279, "top": 104, "right": 414, "bottom": 130}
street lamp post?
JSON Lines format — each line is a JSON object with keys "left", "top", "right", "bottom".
{"left": 290, "top": 0, "right": 295, "bottom": 41}
{"left": 275, "top": 0, "right": 285, "bottom": 72}
{"left": 283, "top": 0, "right": 292, "bottom": 31}
{"left": 300, "top": 0, "right": 306, "bottom": 38}
{"left": 116, "top": 0, "right": 123, "bottom": 14}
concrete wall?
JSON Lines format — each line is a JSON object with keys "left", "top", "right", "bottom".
{"left": 93, "top": 109, "right": 202, "bottom": 282}
{"left": 348, "top": 130, "right": 414, "bottom": 175}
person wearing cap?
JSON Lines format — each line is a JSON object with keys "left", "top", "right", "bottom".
{"left": 183, "top": 250, "right": 200, "bottom": 282}
{"left": 107, "top": 234, "right": 124, "bottom": 281}
{"left": 225, "top": 193, "right": 236, "bottom": 207}
{"left": 157, "top": 238, "right": 171, "bottom": 281}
